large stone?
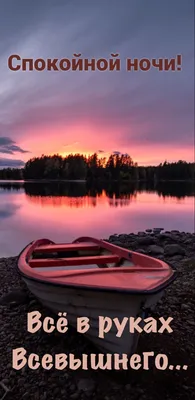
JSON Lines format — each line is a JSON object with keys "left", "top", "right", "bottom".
{"left": 164, "top": 244, "right": 185, "bottom": 256}
{"left": 158, "top": 233, "right": 172, "bottom": 240}
{"left": 148, "top": 245, "right": 164, "bottom": 255}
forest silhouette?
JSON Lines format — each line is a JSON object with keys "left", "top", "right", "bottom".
{"left": 0, "top": 153, "right": 194, "bottom": 181}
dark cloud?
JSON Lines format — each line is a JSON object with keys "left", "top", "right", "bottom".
{"left": 97, "top": 150, "right": 105, "bottom": 153}
{"left": 0, "top": 158, "right": 25, "bottom": 168}
{"left": 0, "top": 137, "right": 29, "bottom": 155}
{"left": 0, "top": 138, "right": 13, "bottom": 145}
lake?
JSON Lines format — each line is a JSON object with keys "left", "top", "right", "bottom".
{"left": 0, "top": 180, "right": 194, "bottom": 258}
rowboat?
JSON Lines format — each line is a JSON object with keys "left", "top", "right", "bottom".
{"left": 17, "top": 237, "right": 176, "bottom": 357}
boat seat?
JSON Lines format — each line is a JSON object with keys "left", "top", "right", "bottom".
{"left": 29, "top": 254, "right": 120, "bottom": 268}
{"left": 33, "top": 242, "right": 100, "bottom": 253}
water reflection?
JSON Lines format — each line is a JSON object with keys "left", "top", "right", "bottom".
{"left": 0, "top": 180, "right": 194, "bottom": 205}
{"left": 0, "top": 181, "right": 194, "bottom": 257}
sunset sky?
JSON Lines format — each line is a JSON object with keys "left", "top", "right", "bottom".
{"left": 0, "top": 0, "right": 194, "bottom": 168}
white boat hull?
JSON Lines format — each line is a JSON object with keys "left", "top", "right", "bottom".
{"left": 23, "top": 277, "right": 163, "bottom": 356}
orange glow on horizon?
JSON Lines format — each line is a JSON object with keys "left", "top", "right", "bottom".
{"left": 17, "top": 122, "right": 194, "bottom": 166}
{"left": 59, "top": 151, "right": 96, "bottom": 158}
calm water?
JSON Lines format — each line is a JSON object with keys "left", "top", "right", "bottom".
{"left": 0, "top": 181, "right": 194, "bottom": 258}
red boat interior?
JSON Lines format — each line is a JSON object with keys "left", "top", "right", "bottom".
{"left": 17, "top": 237, "right": 176, "bottom": 292}
{"left": 30, "top": 242, "right": 127, "bottom": 269}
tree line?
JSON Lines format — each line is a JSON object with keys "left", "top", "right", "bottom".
{"left": 0, "top": 153, "right": 194, "bottom": 181}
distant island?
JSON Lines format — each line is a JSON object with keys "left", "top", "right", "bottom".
{"left": 0, "top": 153, "right": 194, "bottom": 182}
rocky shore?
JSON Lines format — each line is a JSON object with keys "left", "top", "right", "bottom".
{"left": 0, "top": 229, "right": 195, "bottom": 400}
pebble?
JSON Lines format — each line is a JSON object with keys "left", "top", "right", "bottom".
{"left": 40, "top": 393, "right": 47, "bottom": 400}
{"left": 70, "top": 393, "right": 80, "bottom": 399}
{"left": 22, "top": 393, "right": 29, "bottom": 400}
{"left": 187, "top": 321, "right": 195, "bottom": 326}
{"left": 70, "top": 384, "right": 76, "bottom": 392}
{"left": 181, "top": 304, "right": 189, "bottom": 311}
{"left": 153, "top": 228, "right": 164, "bottom": 232}
{"left": 164, "top": 244, "right": 185, "bottom": 256}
